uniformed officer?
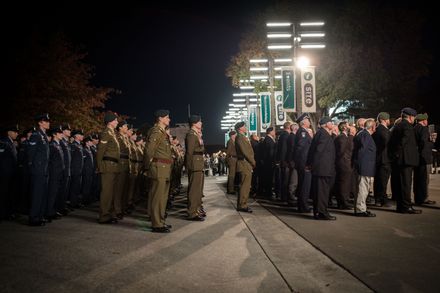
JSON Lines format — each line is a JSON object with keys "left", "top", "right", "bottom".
{"left": 0, "top": 124, "right": 19, "bottom": 220}
{"left": 185, "top": 114, "right": 206, "bottom": 221}
{"left": 97, "top": 112, "right": 120, "bottom": 224}
{"left": 114, "top": 120, "right": 131, "bottom": 219}
{"left": 143, "top": 109, "right": 173, "bottom": 233}
{"left": 388, "top": 107, "right": 421, "bottom": 214}
{"left": 47, "top": 126, "right": 65, "bottom": 221}
{"left": 126, "top": 125, "right": 139, "bottom": 213}
{"left": 307, "top": 117, "right": 337, "bottom": 220}
{"left": 58, "top": 124, "right": 72, "bottom": 215}
{"left": 69, "top": 129, "right": 84, "bottom": 208}
{"left": 90, "top": 133, "right": 100, "bottom": 201}
{"left": 294, "top": 113, "right": 313, "bottom": 213}
{"left": 235, "top": 121, "right": 256, "bottom": 213}
{"left": 27, "top": 113, "right": 51, "bottom": 226}
{"left": 17, "top": 127, "right": 34, "bottom": 214}
{"left": 133, "top": 135, "right": 145, "bottom": 205}
{"left": 81, "top": 135, "right": 95, "bottom": 205}
{"left": 226, "top": 130, "right": 237, "bottom": 194}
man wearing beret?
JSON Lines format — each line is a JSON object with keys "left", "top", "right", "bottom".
{"left": 0, "top": 124, "right": 19, "bottom": 221}
{"left": 97, "top": 111, "right": 120, "bottom": 224}
{"left": 226, "top": 130, "right": 237, "bottom": 194}
{"left": 69, "top": 129, "right": 84, "bottom": 209}
{"left": 372, "top": 112, "right": 392, "bottom": 207}
{"left": 185, "top": 114, "right": 206, "bottom": 221}
{"left": 114, "top": 120, "right": 131, "bottom": 219}
{"left": 306, "top": 117, "right": 337, "bottom": 220}
{"left": 47, "top": 126, "right": 65, "bottom": 221}
{"left": 261, "top": 127, "right": 276, "bottom": 199}
{"left": 144, "top": 110, "right": 173, "bottom": 232}
{"left": 388, "top": 107, "right": 422, "bottom": 214}
{"left": 27, "top": 113, "right": 51, "bottom": 226}
{"left": 414, "top": 113, "right": 436, "bottom": 205}
{"left": 58, "top": 124, "right": 72, "bottom": 215}
{"left": 235, "top": 121, "right": 256, "bottom": 213}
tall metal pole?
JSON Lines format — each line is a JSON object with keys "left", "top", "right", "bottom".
{"left": 268, "top": 58, "right": 277, "bottom": 128}
{"left": 293, "top": 23, "right": 302, "bottom": 117}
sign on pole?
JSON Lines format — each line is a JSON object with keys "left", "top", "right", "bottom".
{"left": 301, "top": 66, "right": 316, "bottom": 113}
{"left": 275, "top": 91, "right": 287, "bottom": 126}
{"left": 259, "top": 92, "right": 271, "bottom": 132}
{"left": 248, "top": 106, "right": 258, "bottom": 133}
{"left": 281, "top": 66, "right": 295, "bottom": 112}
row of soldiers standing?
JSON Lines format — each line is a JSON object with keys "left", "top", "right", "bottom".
{"left": 225, "top": 107, "right": 435, "bottom": 219}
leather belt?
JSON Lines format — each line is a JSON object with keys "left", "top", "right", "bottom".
{"left": 120, "top": 154, "right": 129, "bottom": 159}
{"left": 152, "top": 158, "right": 173, "bottom": 164}
{"left": 103, "top": 156, "right": 118, "bottom": 163}
{"left": 193, "top": 151, "right": 204, "bottom": 155}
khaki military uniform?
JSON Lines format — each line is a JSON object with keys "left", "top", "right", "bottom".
{"left": 114, "top": 132, "right": 131, "bottom": 215}
{"left": 134, "top": 144, "right": 145, "bottom": 203}
{"left": 97, "top": 127, "right": 120, "bottom": 222}
{"left": 144, "top": 124, "right": 173, "bottom": 228}
{"left": 127, "top": 139, "right": 139, "bottom": 210}
{"left": 235, "top": 133, "right": 256, "bottom": 209}
{"left": 226, "top": 138, "right": 237, "bottom": 193}
{"left": 185, "top": 128, "right": 205, "bottom": 218}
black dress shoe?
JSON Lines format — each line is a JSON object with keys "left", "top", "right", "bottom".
{"left": 29, "top": 220, "right": 45, "bottom": 226}
{"left": 355, "top": 211, "right": 376, "bottom": 217}
{"left": 237, "top": 207, "right": 253, "bottom": 213}
{"left": 314, "top": 213, "right": 336, "bottom": 220}
{"left": 188, "top": 215, "right": 205, "bottom": 221}
{"left": 152, "top": 226, "right": 171, "bottom": 233}
{"left": 397, "top": 207, "right": 422, "bottom": 214}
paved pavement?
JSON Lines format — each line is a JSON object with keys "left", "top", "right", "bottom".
{"left": 1, "top": 173, "right": 439, "bottom": 292}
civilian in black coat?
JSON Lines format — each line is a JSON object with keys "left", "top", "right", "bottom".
{"left": 261, "top": 127, "right": 276, "bottom": 198}
{"left": 372, "top": 112, "right": 391, "bottom": 206}
{"left": 388, "top": 108, "right": 421, "bottom": 214}
{"left": 334, "top": 122, "right": 353, "bottom": 209}
{"left": 307, "top": 117, "right": 336, "bottom": 220}
{"left": 276, "top": 122, "right": 292, "bottom": 202}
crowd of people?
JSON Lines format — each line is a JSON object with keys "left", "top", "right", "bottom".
{"left": 225, "top": 107, "right": 437, "bottom": 220}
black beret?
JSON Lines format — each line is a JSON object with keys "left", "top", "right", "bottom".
{"left": 35, "top": 113, "right": 50, "bottom": 122}
{"left": 104, "top": 111, "right": 118, "bottom": 124}
{"left": 71, "top": 129, "right": 84, "bottom": 136}
{"left": 117, "top": 120, "right": 128, "bottom": 129}
{"left": 234, "top": 121, "right": 246, "bottom": 131}
{"left": 266, "top": 127, "right": 274, "bottom": 133}
{"left": 84, "top": 135, "right": 93, "bottom": 142}
{"left": 50, "top": 126, "right": 63, "bottom": 135}
{"left": 154, "top": 109, "right": 170, "bottom": 118}
{"left": 135, "top": 135, "right": 144, "bottom": 142}
{"left": 188, "top": 114, "right": 201, "bottom": 125}
{"left": 401, "top": 107, "right": 417, "bottom": 116}
{"left": 296, "top": 113, "right": 310, "bottom": 124}
{"left": 228, "top": 130, "right": 236, "bottom": 137}
{"left": 319, "top": 117, "right": 332, "bottom": 125}
{"left": 91, "top": 133, "right": 99, "bottom": 140}
{"left": 61, "top": 123, "right": 71, "bottom": 131}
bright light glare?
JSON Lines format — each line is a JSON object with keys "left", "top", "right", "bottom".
{"left": 300, "top": 44, "right": 326, "bottom": 49}
{"left": 250, "top": 59, "right": 268, "bottom": 63}
{"left": 274, "top": 58, "right": 292, "bottom": 63}
{"left": 267, "top": 33, "right": 292, "bottom": 38}
{"left": 268, "top": 44, "right": 292, "bottom": 50}
{"left": 297, "top": 56, "right": 310, "bottom": 68}
{"left": 300, "top": 33, "right": 325, "bottom": 37}
{"left": 300, "top": 22, "right": 325, "bottom": 26}
{"left": 267, "top": 22, "right": 292, "bottom": 27}
{"left": 240, "top": 86, "right": 255, "bottom": 90}
{"left": 250, "top": 67, "right": 268, "bottom": 71}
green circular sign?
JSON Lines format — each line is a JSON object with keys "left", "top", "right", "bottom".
{"left": 304, "top": 72, "right": 313, "bottom": 81}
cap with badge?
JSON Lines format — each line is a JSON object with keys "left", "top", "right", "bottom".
{"left": 234, "top": 121, "right": 246, "bottom": 131}
{"left": 188, "top": 114, "right": 201, "bottom": 125}
{"left": 154, "top": 109, "right": 170, "bottom": 118}
{"left": 377, "top": 112, "right": 390, "bottom": 121}
{"left": 319, "top": 117, "right": 333, "bottom": 125}
{"left": 416, "top": 113, "right": 428, "bottom": 121}
{"left": 401, "top": 107, "right": 417, "bottom": 117}
{"left": 104, "top": 111, "right": 118, "bottom": 124}
{"left": 61, "top": 123, "right": 71, "bottom": 131}
{"left": 71, "top": 129, "right": 84, "bottom": 137}
{"left": 50, "top": 126, "right": 63, "bottom": 135}
{"left": 296, "top": 113, "right": 310, "bottom": 124}
{"left": 34, "top": 113, "right": 50, "bottom": 122}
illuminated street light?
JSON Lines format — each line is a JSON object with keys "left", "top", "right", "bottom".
{"left": 249, "top": 59, "right": 268, "bottom": 63}
{"left": 268, "top": 44, "right": 293, "bottom": 50}
{"left": 300, "top": 44, "right": 326, "bottom": 49}
{"left": 250, "top": 67, "right": 268, "bottom": 71}
{"left": 240, "top": 86, "right": 255, "bottom": 90}
{"left": 267, "top": 22, "right": 292, "bottom": 27}
{"left": 267, "top": 33, "right": 292, "bottom": 38}
{"left": 297, "top": 56, "right": 310, "bottom": 68}
{"left": 300, "top": 22, "right": 325, "bottom": 26}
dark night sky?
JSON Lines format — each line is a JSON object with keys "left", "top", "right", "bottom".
{"left": 5, "top": 1, "right": 439, "bottom": 144}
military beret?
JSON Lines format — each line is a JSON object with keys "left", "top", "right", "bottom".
{"left": 188, "top": 114, "right": 202, "bottom": 125}
{"left": 84, "top": 135, "right": 93, "bottom": 142}
{"left": 117, "top": 120, "right": 128, "bottom": 129}
{"left": 104, "top": 111, "right": 118, "bottom": 124}
{"left": 91, "top": 133, "right": 99, "bottom": 140}
{"left": 228, "top": 130, "right": 236, "bottom": 137}
{"left": 401, "top": 107, "right": 417, "bottom": 116}
{"left": 61, "top": 123, "right": 71, "bottom": 131}
{"left": 154, "top": 109, "right": 170, "bottom": 118}
{"left": 50, "top": 126, "right": 63, "bottom": 135}
{"left": 5, "top": 124, "right": 19, "bottom": 132}
{"left": 266, "top": 127, "right": 274, "bottom": 133}
{"left": 377, "top": 112, "right": 390, "bottom": 121}
{"left": 135, "top": 135, "right": 144, "bottom": 142}
{"left": 296, "top": 113, "right": 310, "bottom": 124}
{"left": 234, "top": 121, "right": 246, "bottom": 131}
{"left": 416, "top": 113, "right": 428, "bottom": 121}
{"left": 71, "top": 129, "right": 84, "bottom": 136}
{"left": 319, "top": 117, "right": 332, "bottom": 125}
{"left": 34, "top": 113, "right": 50, "bottom": 122}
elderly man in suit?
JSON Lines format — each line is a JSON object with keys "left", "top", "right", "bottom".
{"left": 353, "top": 118, "right": 377, "bottom": 217}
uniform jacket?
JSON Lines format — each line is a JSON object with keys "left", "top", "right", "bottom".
{"left": 235, "top": 133, "right": 256, "bottom": 173}
{"left": 334, "top": 133, "right": 353, "bottom": 171}
{"left": 60, "top": 138, "right": 72, "bottom": 176}
{"left": 116, "top": 132, "right": 131, "bottom": 173}
{"left": 144, "top": 124, "right": 172, "bottom": 179}
{"left": 372, "top": 123, "right": 390, "bottom": 166}
{"left": 388, "top": 119, "right": 419, "bottom": 167}
{"left": 48, "top": 140, "right": 65, "bottom": 177}
{"left": 414, "top": 123, "right": 433, "bottom": 165}
{"left": 226, "top": 139, "right": 237, "bottom": 168}
{"left": 262, "top": 135, "right": 276, "bottom": 168}
{"left": 185, "top": 128, "right": 205, "bottom": 172}
{"left": 276, "top": 130, "right": 290, "bottom": 164}
{"left": 70, "top": 140, "right": 84, "bottom": 176}
{"left": 97, "top": 127, "right": 120, "bottom": 173}
{"left": 0, "top": 137, "right": 17, "bottom": 176}
{"left": 353, "top": 129, "right": 376, "bottom": 177}
{"left": 27, "top": 128, "right": 50, "bottom": 176}
{"left": 294, "top": 127, "right": 312, "bottom": 169}
{"left": 82, "top": 145, "right": 95, "bottom": 176}
{"left": 306, "top": 128, "right": 335, "bottom": 177}
{"left": 286, "top": 132, "right": 296, "bottom": 168}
